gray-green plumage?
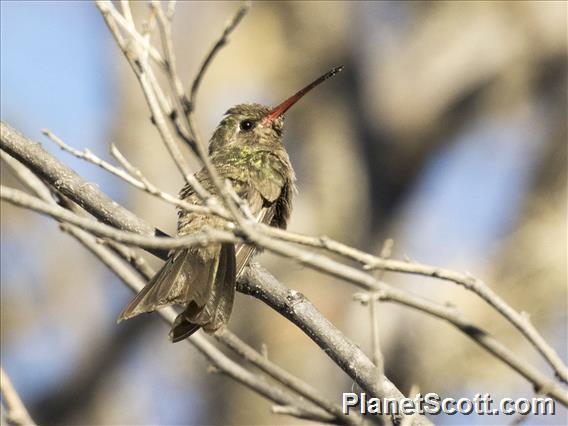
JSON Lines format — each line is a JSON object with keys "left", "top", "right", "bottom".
{"left": 118, "top": 66, "right": 342, "bottom": 342}
{"left": 118, "top": 104, "right": 295, "bottom": 341}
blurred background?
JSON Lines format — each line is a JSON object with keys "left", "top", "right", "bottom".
{"left": 1, "top": 1, "right": 566, "bottom": 425}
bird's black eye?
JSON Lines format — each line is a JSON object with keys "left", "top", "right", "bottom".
{"left": 239, "top": 119, "right": 255, "bottom": 132}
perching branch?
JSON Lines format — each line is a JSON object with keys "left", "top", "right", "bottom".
{"left": 2, "top": 120, "right": 566, "bottom": 410}
{"left": 2, "top": 1, "right": 566, "bottom": 424}
{"left": 2, "top": 139, "right": 343, "bottom": 423}
{"left": 0, "top": 124, "right": 434, "bottom": 424}
{"left": 59, "top": 224, "right": 339, "bottom": 424}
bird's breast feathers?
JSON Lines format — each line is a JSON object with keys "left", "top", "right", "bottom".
{"left": 212, "top": 146, "right": 295, "bottom": 201}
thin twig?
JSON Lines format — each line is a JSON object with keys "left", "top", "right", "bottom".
{"left": 367, "top": 259, "right": 568, "bottom": 384}
{"left": 151, "top": 0, "right": 188, "bottom": 117}
{"left": 43, "top": 129, "right": 142, "bottom": 188}
{"left": 271, "top": 405, "right": 336, "bottom": 423}
{"left": 100, "top": 0, "right": 255, "bottom": 252}
{"left": 111, "top": 143, "right": 227, "bottom": 218}
{"left": 140, "top": 5, "right": 158, "bottom": 63}
{"left": 96, "top": 0, "right": 211, "bottom": 202}
{"left": 1, "top": 123, "right": 436, "bottom": 424}
{"left": 0, "top": 185, "right": 236, "bottom": 251}
{"left": 187, "top": 3, "right": 250, "bottom": 113}
{"left": 399, "top": 384, "right": 420, "bottom": 426}
{"left": 0, "top": 151, "right": 54, "bottom": 203}
{"left": 101, "top": 0, "right": 166, "bottom": 68}
{"left": 4, "top": 1, "right": 566, "bottom": 421}
{"left": 1, "top": 122, "right": 164, "bottom": 250}
{"left": 0, "top": 367, "right": 36, "bottom": 426}
{"left": 353, "top": 291, "right": 568, "bottom": 406}
{"left": 215, "top": 328, "right": 361, "bottom": 425}
{"left": 1, "top": 182, "right": 431, "bottom": 423}
{"left": 166, "top": 1, "right": 176, "bottom": 20}
{"left": 102, "top": 241, "right": 155, "bottom": 281}
{"left": 2, "top": 138, "right": 158, "bottom": 293}
{"left": 93, "top": 233, "right": 353, "bottom": 423}
{"left": 166, "top": 2, "right": 256, "bottom": 225}
{"left": 107, "top": 0, "right": 249, "bottom": 248}
{"left": 370, "top": 239, "right": 394, "bottom": 366}
{"left": 368, "top": 238, "right": 394, "bottom": 416}
{"left": 119, "top": 0, "right": 134, "bottom": 28}
{"left": 42, "top": 61, "right": 568, "bottom": 382}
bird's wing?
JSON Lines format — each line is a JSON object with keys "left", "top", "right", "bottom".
{"left": 234, "top": 185, "right": 276, "bottom": 277}
{"left": 222, "top": 151, "right": 293, "bottom": 275}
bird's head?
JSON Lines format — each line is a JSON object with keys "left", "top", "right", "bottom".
{"left": 208, "top": 66, "right": 343, "bottom": 154}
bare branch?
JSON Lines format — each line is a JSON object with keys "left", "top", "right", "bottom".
{"left": 0, "top": 150, "right": 54, "bottom": 204}
{"left": 43, "top": 128, "right": 140, "bottom": 188}
{"left": 9, "top": 184, "right": 566, "bottom": 410}
{"left": 0, "top": 128, "right": 431, "bottom": 423}
{"left": 368, "top": 239, "right": 394, "bottom": 414}
{"left": 119, "top": 0, "right": 134, "bottom": 26}
{"left": 3, "top": 127, "right": 565, "bottom": 410}
{"left": 3, "top": 129, "right": 565, "bottom": 409}
{"left": 100, "top": 0, "right": 166, "bottom": 68}
{"left": 60, "top": 224, "right": 338, "bottom": 424}
{"left": 42, "top": 127, "right": 220, "bottom": 218}
{"left": 0, "top": 121, "right": 166, "bottom": 253}
{"left": 353, "top": 291, "right": 568, "bottom": 406}
{"left": 3, "top": 2, "right": 566, "bottom": 424}
{"left": 367, "top": 259, "right": 568, "bottom": 384}
{"left": 96, "top": 0, "right": 212, "bottom": 202}
{"left": 214, "top": 328, "right": 360, "bottom": 425}
{"left": 151, "top": 0, "right": 188, "bottom": 117}
{"left": 2, "top": 182, "right": 432, "bottom": 423}
{"left": 98, "top": 0, "right": 255, "bottom": 244}
{"left": 0, "top": 185, "right": 236, "bottom": 251}
{"left": 102, "top": 1, "right": 252, "bottom": 255}
{"left": 166, "top": 1, "right": 176, "bottom": 20}
{"left": 237, "top": 264, "right": 433, "bottom": 426}
{"left": 140, "top": 5, "right": 158, "bottom": 63}
{"left": 271, "top": 404, "right": 336, "bottom": 423}
{"left": 0, "top": 367, "right": 36, "bottom": 426}
{"left": 262, "top": 227, "right": 568, "bottom": 383}
{"left": 102, "top": 240, "right": 155, "bottom": 281}
{"left": 187, "top": 3, "right": 250, "bottom": 113}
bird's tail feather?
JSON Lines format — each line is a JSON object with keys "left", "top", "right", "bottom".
{"left": 169, "top": 243, "right": 236, "bottom": 342}
{"left": 118, "top": 243, "right": 237, "bottom": 343}
{"left": 118, "top": 248, "right": 200, "bottom": 322}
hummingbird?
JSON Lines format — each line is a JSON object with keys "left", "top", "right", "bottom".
{"left": 118, "top": 66, "right": 343, "bottom": 342}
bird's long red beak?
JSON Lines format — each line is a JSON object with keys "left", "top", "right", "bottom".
{"left": 263, "top": 66, "right": 344, "bottom": 123}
